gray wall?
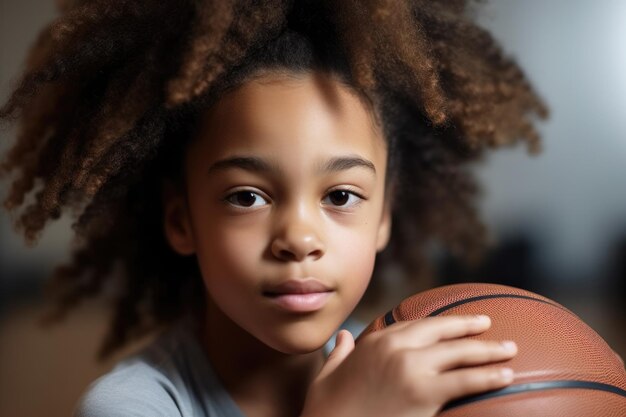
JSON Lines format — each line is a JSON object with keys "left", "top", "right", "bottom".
{"left": 475, "top": 0, "right": 626, "bottom": 283}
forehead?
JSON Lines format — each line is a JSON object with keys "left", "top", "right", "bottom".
{"left": 190, "top": 71, "right": 387, "bottom": 168}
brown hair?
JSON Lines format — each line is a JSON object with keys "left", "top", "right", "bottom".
{"left": 0, "top": 0, "right": 547, "bottom": 360}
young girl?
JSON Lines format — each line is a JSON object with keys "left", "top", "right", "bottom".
{"left": 0, "top": 1, "right": 547, "bottom": 416}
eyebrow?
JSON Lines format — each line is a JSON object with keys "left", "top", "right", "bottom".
{"left": 319, "top": 155, "right": 376, "bottom": 176}
{"left": 207, "top": 154, "right": 376, "bottom": 176}
{"left": 208, "top": 156, "right": 275, "bottom": 174}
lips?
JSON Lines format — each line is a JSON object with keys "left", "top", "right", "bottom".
{"left": 263, "top": 278, "right": 333, "bottom": 296}
{"left": 263, "top": 278, "right": 334, "bottom": 313}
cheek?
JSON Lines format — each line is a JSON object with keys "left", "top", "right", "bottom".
{"left": 329, "top": 226, "right": 378, "bottom": 293}
{"left": 194, "top": 218, "right": 268, "bottom": 290}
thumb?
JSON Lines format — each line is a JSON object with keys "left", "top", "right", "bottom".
{"left": 316, "top": 330, "right": 355, "bottom": 381}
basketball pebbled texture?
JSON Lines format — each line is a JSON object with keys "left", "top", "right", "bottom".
{"left": 357, "top": 283, "right": 626, "bottom": 417}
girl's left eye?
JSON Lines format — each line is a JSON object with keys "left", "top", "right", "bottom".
{"left": 322, "top": 190, "right": 363, "bottom": 208}
{"left": 225, "top": 191, "right": 269, "bottom": 208}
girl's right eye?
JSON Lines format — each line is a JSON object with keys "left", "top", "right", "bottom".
{"left": 224, "top": 190, "right": 269, "bottom": 208}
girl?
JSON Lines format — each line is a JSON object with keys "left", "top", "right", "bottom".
{"left": 0, "top": 1, "right": 547, "bottom": 416}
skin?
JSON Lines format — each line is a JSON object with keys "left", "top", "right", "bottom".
{"left": 163, "top": 70, "right": 517, "bottom": 417}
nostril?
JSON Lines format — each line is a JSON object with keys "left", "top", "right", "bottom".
{"left": 279, "top": 249, "right": 297, "bottom": 261}
{"left": 270, "top": 234, "right": 326, "bottom": 261}
{"left": 276, "top": 248, "right": 323, "bottom": 262}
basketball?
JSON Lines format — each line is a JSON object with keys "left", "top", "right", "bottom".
{"left": 357, "top": 283, "right": 626, "bottom": 416}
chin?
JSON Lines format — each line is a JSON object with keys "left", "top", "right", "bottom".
{"left": 265, "top": 331, "right": 331, "bottom": 355}
{"left": 272, "top": 340, "right": 327, "bottom": 356}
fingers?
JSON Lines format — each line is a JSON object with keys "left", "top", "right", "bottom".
{"left": 316, "top": 330, "right": 355, "bottom": 381}
{"left": 375, "top": 317, "right": 518, "bottom": 405}
{"left": 374, "top": 315, "right": 492, "bottom": 350}
{"left": 395, "top": 338, "right": 517, "bottom": 404}
{"left": 425, "top": 339, "right": 518, "bottom": 371}
{"left": 332, "top": 330, "right": 355, "bottom": 359}
{"left": 434, "top": 365, "right": 515, "bottom": 401}
{"left": 309, "top": 317, "right": 517, "bottom": 415}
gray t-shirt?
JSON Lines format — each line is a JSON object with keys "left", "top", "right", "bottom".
{"left": 74, "top": 315, "right": 245, "bottom": 417}
{"left": 74, "top": 315, "right": 365, "bottom": 417}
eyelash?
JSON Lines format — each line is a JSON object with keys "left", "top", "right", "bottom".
{"left": 321, "top": 187, "right": 365, "bottom": 209}
{"left": 223, "top": 188, "right": 366, "bottom": 210}
{"left": 223, "top": 189, "right": 270, "bottom": 209}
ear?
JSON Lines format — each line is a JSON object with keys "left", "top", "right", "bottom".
{"left": 162, "top": 179, "right": 196, "bottom": 256}
{"left": 375, "top": 200, "right": 392, "bottom": 252}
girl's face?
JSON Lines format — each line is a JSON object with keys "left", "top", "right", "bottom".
{"left": 164, "top": 70, "right": 391, "bottom": 354}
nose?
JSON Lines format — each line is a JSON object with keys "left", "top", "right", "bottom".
{"left": 270, "top": 207, "right": 326, "bottom": 262}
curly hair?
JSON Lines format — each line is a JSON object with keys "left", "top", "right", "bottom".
{"left": 0, "top": 0, "right": 547, "bottom": 360}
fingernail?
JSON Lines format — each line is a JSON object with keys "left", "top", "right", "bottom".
{"left": 474, "top": 314, "right": 490, "bottom": 323}
{"left": 501, "top": 340, "right": 517, "bottom": 353}
{"left": 499, "top": 368, "right": 514, "bottom": 382}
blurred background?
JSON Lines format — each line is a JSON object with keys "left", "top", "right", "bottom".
{"left": 1, "top": 0, "right": 625, "bottom": 416}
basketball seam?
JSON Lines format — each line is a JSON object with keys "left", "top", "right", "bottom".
{"left": 442, "top": 380, "right": 626, "bottom": 411}
{"left": 426, "top": 294, "right": 568, "bottom": 317}
{"left": 382, "top": 293, "right": 571, "bottom": 328}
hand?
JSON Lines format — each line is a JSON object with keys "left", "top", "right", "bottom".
{"left": 300, "top": 315, "right": 517, "bottom": 417}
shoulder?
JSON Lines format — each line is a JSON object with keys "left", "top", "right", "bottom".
{"left": 74, "top": 323, "right": 198, "bottom": 417}
{"left": 74, "top": 315, "right": 248, "bottom": 417}
{"left": 74, "top": 355, "right": 189, "bottom": 417}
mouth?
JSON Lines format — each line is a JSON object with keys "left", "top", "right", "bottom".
{"left": 263, "top": 278, "right": 334, "bottom": 313}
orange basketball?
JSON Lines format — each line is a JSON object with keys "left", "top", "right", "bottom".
{"left": 357, "top": 283, "right": 626, "bottom": 416}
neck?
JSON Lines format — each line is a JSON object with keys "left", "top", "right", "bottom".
{"left": 195, "top": 300, "right": 326, "bottom": 417}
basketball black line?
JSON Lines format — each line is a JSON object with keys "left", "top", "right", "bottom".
{"left": 426, "top": 293, "right": 567, "bottom": 317}
{"left": 441, "top": 380, "right": 626, "bottom": 411}
{"left": 381, "top": 293, "right": 568, "bottom": 328}
{"left": 384, "top": 310, "right": 395, "bottom": 327}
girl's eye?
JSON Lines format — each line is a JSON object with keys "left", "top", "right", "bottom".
{"left": 322, "top": 190, "right": 362, "bottom": 208}
{"left": 225, "top": 191, "right": 268, "bottom": 208}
